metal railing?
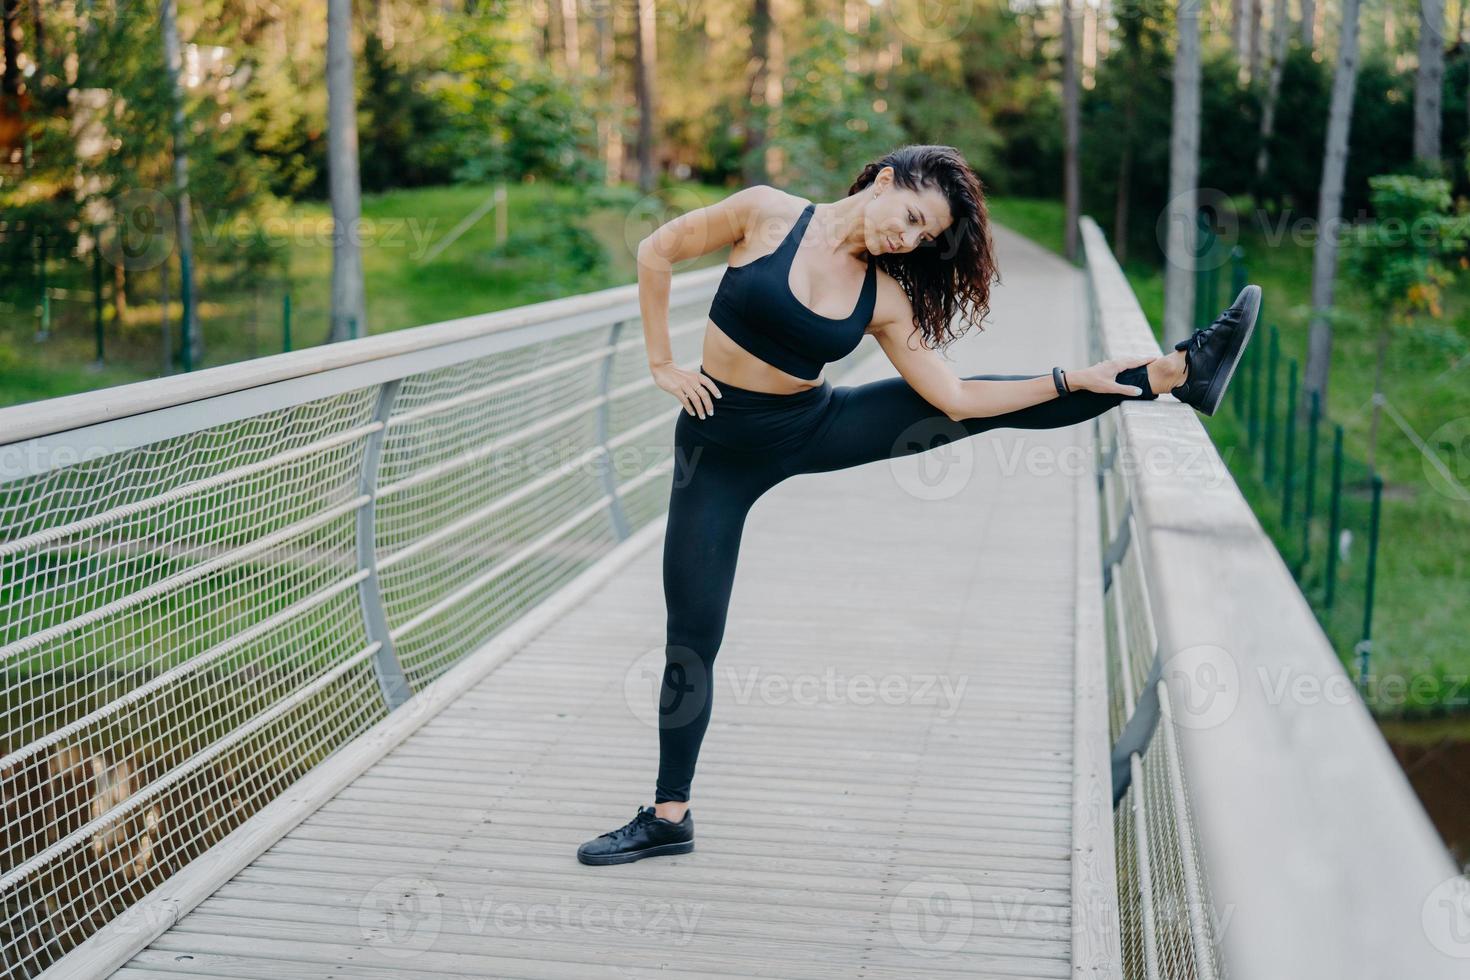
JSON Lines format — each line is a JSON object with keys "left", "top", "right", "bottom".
{"left": 1080, "top": 215, "right": 1463, "bottom": 979}
{"left": 0, "top": 263, "right": 876, "bottom": 978}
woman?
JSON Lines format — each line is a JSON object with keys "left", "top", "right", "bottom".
{"left": 577, "top": 144, "right": 1259, "bottom": 865}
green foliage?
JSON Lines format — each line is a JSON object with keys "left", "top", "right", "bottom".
{"left": 432, "top": 9, "right": 602, "bottom": 187}
{"left": 357, "top": 33, "right": 457, "bottom": 193}
{"left": 1343, "top": 175, "right": 1469, "bottom": 322}
{"left": 765, "top": 23, "right": 905, "bottom": 200}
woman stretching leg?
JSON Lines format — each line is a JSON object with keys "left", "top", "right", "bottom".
{"left": 577, "top": 145, "right": 1260, "bottom": 865}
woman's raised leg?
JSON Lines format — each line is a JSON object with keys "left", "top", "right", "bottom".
{"left": 785, "top": 366, "right": 1157, "bottom": 476}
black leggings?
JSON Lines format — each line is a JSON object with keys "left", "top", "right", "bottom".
{"left": 654, "top": 362, "right": 1157, "bottom": 803}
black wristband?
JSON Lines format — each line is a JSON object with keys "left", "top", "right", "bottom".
{"left": 1052, "top": 366, "right": 1070, "bottom": 397}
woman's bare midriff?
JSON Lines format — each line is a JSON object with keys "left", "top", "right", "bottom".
{"left": 701, "top": 320, "right": 827, "bottom": 394}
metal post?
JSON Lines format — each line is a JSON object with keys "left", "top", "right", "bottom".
{"left": 1263, "top": 327, "right": 1279, "bottom": 483}
{"left": 283, "top": 293, "right": 293, "bottom": 352}
{"left": 1195, "top": 213, "right": 1209, "bottom": 329}
{"left": 1324, "top": 425, "right": 1344, "bottom": 610}
{"left": 357, "top": 380, "right": 413, "bottom": 710}
{"left": 1357, "top": 473, "right": 1384, "bottom": 694}
{"left": 1298, "top": 390, "right": 1320, "bottom": 580}
{"left": 1281, "top": 359, "right": 1298, "bottom": 534}
{"left": 92, "top": 236, "right": 105, "bottom": 364}
{"left": 179, "top": 249, "right": 193, "bottom": 372}
{"left": 1247, "top": 320, "right": 1262, "bottom": 454}
{"left": 36, "top": 233, "right": 50, "bottom": 340}
{"left": 1230, "top": 246, "right": 1246, "bottom": 413}
{"left": 596, "top": 321, "right": 632, "bottom": 541}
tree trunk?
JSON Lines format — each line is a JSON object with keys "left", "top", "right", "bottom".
{"left": 113, "top": 260, "right": 126, "bottom": 322}
{"left": 632, "top": 0, "right": 657, "bottom": 193}
{"left": 1415, "top": 0, "right": 1445, "bottom": 165}
{"left": 161, "top": 0, "right": 202, "bottom": 368}
{"left": 1300, "top": 0, "right": 1315, "bottom": 49}
{"left": 1062, "top": 0, "right": 1081, "bottom": 262}
{"left": 29, "top": 0, "right": 42, "bottom": 100}
{"left": 1113, "top": 128, "right": 1133, "bottom": 265}
{"left": 1305, "top": 0, "right": 1362, "bottom": 403}
{"left": 592, "top": 0, "right": 615, "bottom": 184}
{"left": 1113, "top": 4, "right": 1142, "bottom": 265}
{"left": 1234, "top": 0, "right": 1249, "bottom": 79}
{"left": 327, "top": 0, "right": 367, "bottom": 343}
{"left": 560, "top": 0, "right": 581, "bottom": 77}
{"left": 3, "top": 0, "right": 21, "bottom": 97}
{"left": 1255, "top": 0, "right": 1290, "bottom": 183}
{"left": 1248, "top": 0, "right": 1263, "bottom": 83}
{"left": 1164, "top": 0, "right": 1202, "bottom": 348}
{"left": 744, "top": 0, "right": 771, "bottom": 186}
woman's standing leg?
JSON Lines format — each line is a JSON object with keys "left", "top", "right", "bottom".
{"left": 785, "top": 367, "right": 1157, "bottom": 476}
{"left": 656, "top": 420, "right": 786, "bottom": 805}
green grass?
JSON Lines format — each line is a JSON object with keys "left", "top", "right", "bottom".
{"left": 987, "top": 198, "right": 1071, "bottom": 257}
{"left": 1006, "top": 195, "right": 1470, "bottom": 718}
{"left": 0, "top": 180, "right": 733, "bottom": 407}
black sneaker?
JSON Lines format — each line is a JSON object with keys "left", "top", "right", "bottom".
{"left": 1170, "top": 284, "right": 1261, "bottom": 416}
{"left": 576, "top": 805, "right": 694, "bottom": 866}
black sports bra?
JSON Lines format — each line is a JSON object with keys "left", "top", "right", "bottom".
{"left": 707, "top": 201, "right": 877, "bottom": 381}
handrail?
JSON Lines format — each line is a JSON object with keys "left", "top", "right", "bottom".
{"left": 1081, "top": 215, "right": 1463, "bottom": 978}
{"left": 0, "top": 266, "right": 725, "bottom": 447}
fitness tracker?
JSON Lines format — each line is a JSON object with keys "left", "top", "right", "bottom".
{"left": 1052, "top": 366, "right": 1071, "bottom": 396}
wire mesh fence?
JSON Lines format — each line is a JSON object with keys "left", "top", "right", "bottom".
{"left": 0, "top": 265, "right": 878, "bottom": 978}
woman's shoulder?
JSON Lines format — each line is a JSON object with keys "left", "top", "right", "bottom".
{"left": 730, "top": 185, "right": 811, "bottom": 252}
{"left": 866, "top": 267, "right": 913, "bottom": 337}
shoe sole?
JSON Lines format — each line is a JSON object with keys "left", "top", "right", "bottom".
{"left": 577, "top": 840, "right": 694, "bottom": 866}
{"left": 1196, "top": 284, "right": 1260, "bottom": 417}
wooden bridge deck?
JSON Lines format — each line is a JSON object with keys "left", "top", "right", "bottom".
{"left": 107, "top": 226, "right": 1113, "bottom": 979}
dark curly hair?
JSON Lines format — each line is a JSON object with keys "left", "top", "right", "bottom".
{"left": 846, "top": 144, "right": 999, "bottom": 356}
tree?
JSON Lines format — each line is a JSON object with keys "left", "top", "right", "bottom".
{"left": 1301, "top": 0, "right": 1315, "bottom": 49}
{"left": 1255, "top": 0, "right": 1290, "bottom": 183}
{"left": 1163, "top": 0, "right": 1202, "bottom": 348}
{"left": 1062, "top": 0, "right": 1081, "bottom": 261}
{"left": 1304, "top": 0, "right": 1363, "bottom": 403}
{"left": 1415, "top": 0, "right": 1445, "bottom": 166}
{"left": 327, "top": 0, "right": 366, "bottom": 343}
{"left": 2, "top": 0, "right": 20, "bottom": 98}
{"left": 743, "top": 0, "right": 772, "bottom": 186}
{"left": 161, "top": 0, "right": 203, "bottom": 369}
{"left": 558, "top": 0, "right": 581, "bottom": 77}
{"left": 632, "top": 0, "right": 658, "bottom": 192}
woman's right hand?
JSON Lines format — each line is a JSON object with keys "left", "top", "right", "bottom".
{"left": 651, "top": 361, "right": 722, "bottom": 419}
{"left": 1065, "top": 354, "right": 1157, "bottom": 397}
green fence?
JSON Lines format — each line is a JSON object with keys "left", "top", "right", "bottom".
{"left": 1195, "top": 215, "right": 1385, "bottom": 692}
